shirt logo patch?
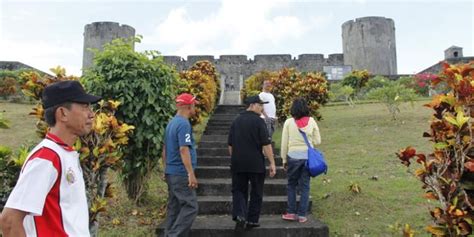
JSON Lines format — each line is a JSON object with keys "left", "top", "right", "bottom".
{"left": 66, "top": 168, "right": 76, "bottom": 184}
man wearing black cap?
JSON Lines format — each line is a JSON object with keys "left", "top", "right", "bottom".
{"left": 0, "top": 80, "right": 101, "bottom": 237}
{"left": 228, "top": 95, "right": 277, "bottom": 231}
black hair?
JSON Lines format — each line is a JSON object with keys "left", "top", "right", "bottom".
{"left": 44, "top": 102, "right": 72, "bottom": 127}
{"left": 290, "top": 98, "right": 310, "bottom": 120}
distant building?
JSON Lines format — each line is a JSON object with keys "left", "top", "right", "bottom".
{"left": 419, "top": 46, "right": 474, "bottom": 74}
{"left": 0, "top": 61, "right": 49, "bottom": 75}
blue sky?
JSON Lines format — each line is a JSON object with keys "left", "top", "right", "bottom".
{"left": 0, "top": 0, "right": 473, "bottom": 76}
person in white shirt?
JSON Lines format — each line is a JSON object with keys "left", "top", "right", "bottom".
{"left": 259, "top": 80, "right": 277, "bottom": 140}
{"left": 0, "top": 81, "right": 101, "bottom": 237}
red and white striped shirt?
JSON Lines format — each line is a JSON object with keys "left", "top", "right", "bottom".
{"left": 5, "top": 133, "right": 89, "bottom": 237}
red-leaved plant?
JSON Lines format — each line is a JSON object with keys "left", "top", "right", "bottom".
{"left": 397, "top": 61, "right": 474, "bottom": 236}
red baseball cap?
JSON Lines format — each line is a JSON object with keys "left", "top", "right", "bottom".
{"left": 176, "top": 93, "right": 198, "bottom": 106}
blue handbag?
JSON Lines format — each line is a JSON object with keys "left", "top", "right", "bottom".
{"left": 298, "top": 130, "right": 327, "bottom": 177}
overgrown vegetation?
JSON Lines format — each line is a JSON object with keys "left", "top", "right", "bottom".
{"left": 397, "top": 61, "right": 474, "bottom": 236}
{"left": 82, "top": 37, "right": 178, "bottom": 203}
{"left": 178, "top": 60, "right": 220, "bottom": 126}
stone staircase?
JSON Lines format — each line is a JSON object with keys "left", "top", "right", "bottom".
{"left": 157, "top": 105, "right": 329, "bottom": 236}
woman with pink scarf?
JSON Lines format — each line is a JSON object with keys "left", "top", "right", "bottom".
{"left": 280, "top": 98, "right": 321, "bottom": 223}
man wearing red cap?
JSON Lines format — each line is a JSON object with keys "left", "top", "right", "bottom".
{"left": 162, "top": 93, "right": 199, "bottom": 237}
{"left": 0, "top": 80, "right": 101, "bottom": 237}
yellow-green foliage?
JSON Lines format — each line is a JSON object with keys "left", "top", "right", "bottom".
{"left": 178, "top": 61, "right": 219, "bottom": 126}
{"left": 270, "top": 68, "right": 329, "bottom": 122}
{"left": 241, "top": 71, "right": 276, "bottom": 101}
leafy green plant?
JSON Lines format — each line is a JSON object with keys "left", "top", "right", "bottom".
{"left": 366, "top": 79, "right": 417, "bottom": 120}
{"left": 328, "top": 83, "right": 355, "bottom": 107}
{"left": 341, "top": 70, "right": 370, "bottom": 94}
{"left": 178, "top": 61, "right": 219, "bottom": 126}
{"left": 0, "top": 144, "right": 32, "bottom": 210}
{"left": 270, "top": 68, "right": 329, "bottom": 122}
{"left": 82, "top": 36, "right": 178, "bottom": 203}
{"left": 0, "top": 112, "right": 10, "bottom": 128}
{"left": 396, "top": 61, "right": 474, "bottom": 236}
{"left": 240, "top": 70, "right": 276, "bottom": 101}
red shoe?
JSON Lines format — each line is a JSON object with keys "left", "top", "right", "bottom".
{"left": 281, "top": 213, "right": 297, "bottom": 221}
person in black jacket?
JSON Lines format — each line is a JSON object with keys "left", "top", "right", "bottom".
{"left": 228, "top": 95, "right": 276, "bottom": 231}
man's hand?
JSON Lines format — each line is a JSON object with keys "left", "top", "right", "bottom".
{"left": 269, "top": 163, "right": 276, "bottom": 178}
{"left": 283, "top": 163, "right": 288, "bottom": 172}
{"left": 188, "top": 173, "right": 198, "bottom": 189}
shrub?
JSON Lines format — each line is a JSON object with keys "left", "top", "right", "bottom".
{"left": 341, "top": 70, "right": 370, "bottom": 94}
{"left": 366, "top": 79, "right": 417, "bottom": 120}
{"left": 82, "top": 36, "right": 178, "bottom": 203}
{"left": 270, "top": 68, "right": 329, "bottom": 122}
{"left": 396, "top": 61, "right": 474, "bottom": 236}
{"left": 178, "top": 61, "right": 219, "bottom": 126}
{"left": 328, "top": 83, "right": 355, "bottom": 107}
{"left": 240, "top": 70, "right": 277, "bottom": 101}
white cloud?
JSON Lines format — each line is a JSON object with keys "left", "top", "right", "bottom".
{"left": 0, "top": 39, "right": 82, "bottom": 76}
{"left": 144, "top": 0, "right": 333, "bottom": 56}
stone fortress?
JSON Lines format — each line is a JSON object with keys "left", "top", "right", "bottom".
{"left": 82, "top": 17, "right": 401, "bottom": 104}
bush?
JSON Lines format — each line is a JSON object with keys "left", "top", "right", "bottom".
{"left": 341, "top": 70, "right": 370, "bottom": 93}
{"left": 82, "top": 36, "right": 178, "bottom": 203}
{"left": 240, "top": 70, "right": 276, "bottom": 101}
{"left": 270, "top": 68, "right": 329, "bottom": 122}
{"left": 178, "top": 61, "right": 219, "bottom": 126}
{"left": 396, "top": 61, "right": 474, "bottom": 236}
{"left": 328, "top": 83, "right": 354, "bottom": 106}
{"left": 366, "top": 79, "right": 417, "bottom": 120}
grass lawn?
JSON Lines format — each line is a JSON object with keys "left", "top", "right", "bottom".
{"left": 273, "top": 100, "right": 434, "bottom": 236}
{"left": 1, "top": 100, "right": 435, "bottom": 236}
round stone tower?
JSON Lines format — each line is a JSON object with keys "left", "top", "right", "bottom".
{"left": 342, "top": 16, "right": 397, "bottom": 75}
{"left": 82, "top": 22, "right": 135, "bottom": 72}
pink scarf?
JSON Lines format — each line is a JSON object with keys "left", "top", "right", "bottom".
{"left": 295, "top": 116, "right": 310, "bottom": 128}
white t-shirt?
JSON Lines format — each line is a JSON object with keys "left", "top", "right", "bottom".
{"left": 5, "top": 133, "right": 90, "bottom": 237}
{"left": 259, "top": 91, "right": 276, "bottom": 119}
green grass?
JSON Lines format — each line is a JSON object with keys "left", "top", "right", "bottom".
{"left": 274, "top": 101, "right": 433, "bottom": 236}
{"left": 0, "top": 101, "right": 39, "bottom": 149}
{"left": 1, "top": 101, "right": 436, "bottom": 236}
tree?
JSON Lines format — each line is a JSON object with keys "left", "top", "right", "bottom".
{"left": 366, "top": 79, "right": 417, "bottom": 120}
{"left": 82, "top": 36, "right": 178, "bottom": 202}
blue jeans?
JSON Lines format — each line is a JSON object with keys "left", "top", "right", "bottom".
{"left": 286, "top": 157, "right": 311, "bottom": 217}
{"left": 164, "top": 174, "right": 198, "bottom": 237}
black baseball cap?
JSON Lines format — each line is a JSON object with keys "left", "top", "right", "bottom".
{"left": 244, "top": 95, "right": 269, "bottom": 105}
{"left": 42, "top": 80, "right": 102, "bottom": 109}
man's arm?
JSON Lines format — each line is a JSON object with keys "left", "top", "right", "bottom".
{"left": 263, "top": 144, "right": 276, "bottom": 177}
{"left": 179, "top": 146, "right": 198, "bottom": 189}
{"left": 0, "top": 208, "right": 27, "bottom": 237}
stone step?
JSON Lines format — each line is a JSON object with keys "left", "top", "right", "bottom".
{"left": 196, "top": 196, "right": 312, "bottom": 215}
{"left": 197, "top": 148, "right": 230, "bottom": 156}
{"left": 198, "top": 141, "right": 228, "bottom": 148}
{"left": 207, "top": 120, "right": 233, "bottom": 126}
{"left": 195, "top": 166, "right": 286, "bottom": 179}
{"left": 198, "top": 156, "right": 283, "bottom": 166}
{"left": 210, "top": 114, "right": 239, "bottom": 120}
{"left": 204, "top": 129, "right": 230, "bottom": 135}
{"left": 204, "top": 125, "right": 232, "bottom": 131}
{"left": 200, "top": 135, "right": 228, "bottom": 142}
{"left": 197, "top": 179, "right": 287, "bottom": 196}
{"left": 156, "top": 214, "right": 329, "bottom": 237}
{"left": 214, "top": 105, "right": 246, "bottom": 113}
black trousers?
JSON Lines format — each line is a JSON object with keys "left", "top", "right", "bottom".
{"left": 231, "top": 172, "right": 265, "bottom": 223}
